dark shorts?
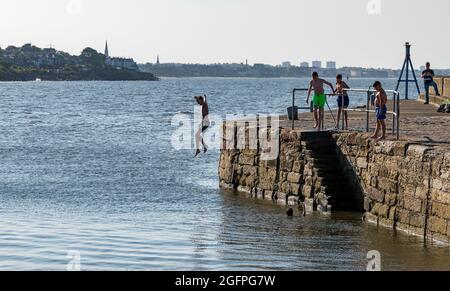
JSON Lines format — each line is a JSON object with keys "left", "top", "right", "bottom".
{"left": 337, "top": 95, "right": 350, "bottom": 108}
{"left": 376, "top": 106, "right": 387, "bottom": 121}
{"left": 201, "top": 126, "right": 209, "bottom": 132}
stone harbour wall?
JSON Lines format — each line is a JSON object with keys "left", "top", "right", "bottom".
{"left": 335, "top": 133, "right": 450, "bottom": 243}
{"left": 218, "top": 122, "right": 450, "bottom": 244}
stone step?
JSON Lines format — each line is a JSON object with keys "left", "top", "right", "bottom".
{"left": 318, "top": 190, "right": 355, "bottom": 196}
{"left": 316, "top": 174, "right": 349, "bottom": 183}
{"left": 300, "top": 131, "right": 333, "bottom": 140}
{"left": 307, "top": 155, "right": 340, "bottom": 163}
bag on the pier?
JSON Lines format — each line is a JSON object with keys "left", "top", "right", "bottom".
{"left": 446, "top": 104, "right": 450, "bottom": 113}
{"left": 437, "top": 104, "right": 446, "bottom": 113}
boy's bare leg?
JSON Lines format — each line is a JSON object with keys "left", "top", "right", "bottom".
{"left": 195, "top": 129, "right": 202, "bottom": 157}
{"left": 202, "top": 138, "right": 208, "bottom": 153}
{"left": 319, "top": 108, "right": 325, "bottom": 131}
{"left": 371, "top": 121, "right": 380, "bottom": 139}
{"left": 313, "top": 108, "right": 319, "bottom": 128}
{"left": 376, "top": 121, "right": 386, "bottom": 141}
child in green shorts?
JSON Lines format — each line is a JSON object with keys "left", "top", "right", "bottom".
{"left": 306, "top": 72, "right": 334, "bottom": 131}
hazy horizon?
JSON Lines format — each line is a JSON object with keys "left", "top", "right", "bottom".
{"left": 1, "top": 0, "right": 449, "bottom": 69}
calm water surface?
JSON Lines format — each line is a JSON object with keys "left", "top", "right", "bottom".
{"left": 0, "top": 78, "right": 449, "bottom": 271}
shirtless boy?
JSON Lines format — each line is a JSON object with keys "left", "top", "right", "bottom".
{"left": 371, "top": 81, "right": 387, "bottom": 141}
{"left": 194, "top": 95, "right": 210, "bottom": 157}
{"left": 334, "top": 74, "right": 350, "bottom": 129}
{"left": 306, "top": 72, "right": 334, "bottom": 131}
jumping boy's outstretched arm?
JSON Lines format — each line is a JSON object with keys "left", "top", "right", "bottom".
{"left": 306, "top": 81, "right": 313, "bottom": 104}
{"left": 322, "top": 79, "right": 334, "bottom": 93}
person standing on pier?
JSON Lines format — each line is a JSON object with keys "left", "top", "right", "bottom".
{"left": 306, "top": 72, "right": 334, "bottom": 131}
{"left": 371, "top": 81, "right": 387, "bottom": 141}
{"left": 334, "top": 74, "right": 350, "bottom": 130}
{"left": 421, "top": 62, "right": 440, "bottom": 105}
{"left": 194, "top": 95, "right": 210, "bottom": 157}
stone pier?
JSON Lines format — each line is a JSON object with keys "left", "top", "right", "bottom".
{"left": 218, "top": 100, "right": 450, "bottom": 244}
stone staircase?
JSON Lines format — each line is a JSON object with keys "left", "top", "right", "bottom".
{"left": 301, "top": 131, "right": 363, "bottom": 213}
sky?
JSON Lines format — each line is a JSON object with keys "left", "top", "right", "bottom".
{"left": 0, "top": 0, "right": 449, "bottom": 69}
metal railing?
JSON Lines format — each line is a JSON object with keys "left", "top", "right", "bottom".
{"left": 291, "top": 88, "right": 313, "bottom": 130}
{"left": 290, "top": 88, "right": 401, "bottom": 140}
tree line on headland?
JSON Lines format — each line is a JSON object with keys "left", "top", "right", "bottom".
{"left": 0, "top": 44, "right": 159, "bottom": 81}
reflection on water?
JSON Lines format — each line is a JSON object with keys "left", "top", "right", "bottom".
{"left": 0, "top": 79, "right": 448, "bottom": 271}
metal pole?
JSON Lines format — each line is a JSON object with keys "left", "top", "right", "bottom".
{"left": 292, "top": 89, "right": 295, "bottom": 130}
{"left": 366, "top": 91, "right": 370, "bottom": 132}
{"left": 405, "top": 44, "right": 410, "bottom": 100}
{"left": 326, "top": 100, "right": 336, "bottom": 125}
{"left": 392, "top": 92, "right": 396, "bottom": 135}
{"left": 395, "top": 59, "right": 407, "bottom": 92}
{"left": 409, "top": 59, "right": 421, "bottom": 94}
{"left": 397, "top": 92, "right": 400, "bottom": 140}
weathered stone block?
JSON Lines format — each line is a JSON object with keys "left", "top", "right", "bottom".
{"left": 431, "top": 189, "right": 450, "bottom": 205}
{"left": 364, "top": 198, "right": 373, "bottom": 212}
{"left": 302, "top": 185, "right": 313, "bottom": 198}
{"left": 384, "top": 194, "right": 397, "bottom": 207}
{"left": 264, "top": 190, "right": 274, "bottom": 201}
{"left": 429, "top": 217, "right": 448, "bottom": 235}
{"left": 431, "top": 202, "right": 450, "bottom": 219}
{"left": 292, "top": 160, "right": 304, "bottom": 173}
{"left": 378, "top": 177, "right": 398, "bottom": 193}
{"left": 260, "top": 159, "right": 278, "bottom": 169}
{"left": 237, "top": 185, "right": 251, "bottom": 194}
{"left": 402, "top": 197, "right": 423, "bottom": 213}
{"left": 219, "top": 167, "right": 233, "bottom": 184}
{"left": 371, "top": 203, "right": 382, "bottom": 216}
{"left": 367, "top": 187, "right": 385, "bottom": 203}
{"left": 409, "top": 213, "right": 426, "bottom": 228}
{"left": 406, "top": 145, "right": 431, "bottom": 161}
{"left": 239, "top": 154, "right": 256, "bottom": 166}
{"left": 389, "top": 207, "right": 397, "bottom": 220}
{"left": 379, "top": 218, "right": 395, "bottom": 228}
{"left": 414, "top": 186, "right": 429, "bottom": 200}
{"left": 287, "top": 172, "right": 302, "bottom": 184}
{"left": 275, "top": 192, "right": 287, "bottom": 205}
{"left": 397, "top": 208, "right": 410, "bottom": 224}
{"left": 356, "top": 157, "right": 368, "bottom": 169}
{"left": 378, "top": 204, "right": 390, "bottom": 218}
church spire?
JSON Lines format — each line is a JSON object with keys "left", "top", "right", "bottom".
{"left": 105, "top": 41, "right": 109, "bottom": 58}
{"left": 156, "top": 55, "right": 160, "bottom": 65}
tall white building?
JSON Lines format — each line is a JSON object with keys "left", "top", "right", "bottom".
{"left": 300, "top": 62, "right": 309, "bottom": 68}
{"left": 326, "top": 61, "right": 337, "bottom": 69}
{"left": 312, "top": 61, "right": 322, "bottom": 69}
{"left": 281, "top": 61, "right": 291, "bottom": 68}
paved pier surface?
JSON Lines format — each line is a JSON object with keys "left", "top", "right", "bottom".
{"left": 280, "top": 99, "right": 450, "bottom": 146}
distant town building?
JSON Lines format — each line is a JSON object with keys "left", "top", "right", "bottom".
{"left": 300, "top": 62, "right": 309, "bottom": 68}
{"left": 104, "top": 41, "right": 109, "bottom": 58}
{"left": 326, "top": 61, "right": 337, "bottom": 69}
{"left": 281, "top": 61, "right": 291, "bottom": 69}
{"left": 103, "top": 41, "right": 138, "bottom": 71}
{"left": 312, "top": 61, "right": 322, "bottom": 69}
{"left": 350, "top": 69, "right": 362, "bottom": 77}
